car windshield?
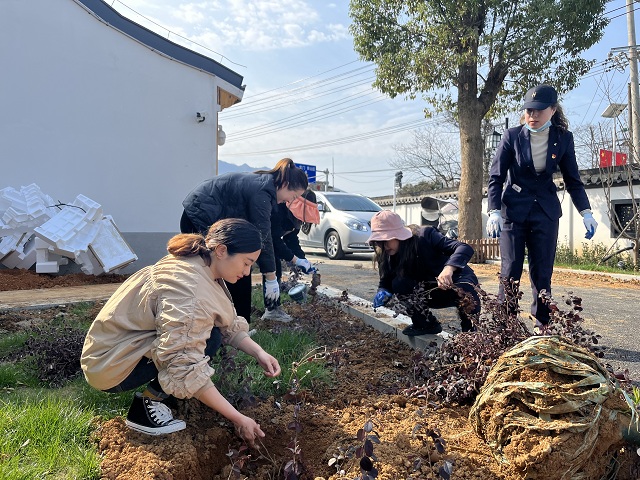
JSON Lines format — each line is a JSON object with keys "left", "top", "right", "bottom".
{"left": 324, "top": 194, "right": 382, "bottom": 212}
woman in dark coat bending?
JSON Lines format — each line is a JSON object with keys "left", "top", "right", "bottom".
{"left": 181, "top": 158, "right": 308, "bottom": 322}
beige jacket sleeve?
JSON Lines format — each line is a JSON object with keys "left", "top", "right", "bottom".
{"left": 152, "top": 258, "right": 249, "bottom": 399}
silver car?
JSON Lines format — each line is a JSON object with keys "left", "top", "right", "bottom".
{"left": 298, "top": 192, "right": 382, "bottom": 259}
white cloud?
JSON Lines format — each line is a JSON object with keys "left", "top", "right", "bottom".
{"left": 119, "top": 0, "right": 350, "bottom": 51}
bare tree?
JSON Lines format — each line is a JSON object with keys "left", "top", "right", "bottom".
{"left": 390, "top": 127, "right": 461, "bottom": 189}
{"left": 573, "top": 113, "right": 640, "bottom": 267}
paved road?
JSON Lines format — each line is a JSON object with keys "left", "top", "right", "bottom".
{"left": 302, "top": 248, "right": 640, "bottom": 383}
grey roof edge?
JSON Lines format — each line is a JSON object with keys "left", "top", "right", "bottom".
{"left": 373, "top": 165, "right": 640, "bottom": 206}
{"left": 74, "top": 0, "right": 245, "bottom": 91}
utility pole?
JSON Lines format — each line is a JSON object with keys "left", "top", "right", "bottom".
{"left": 627, "top": 0, "right": 640, "bottom": 163}
{"left": 332, "top": 157, "right": 335, "bottom": 191}
{"left": 393, "top": 171, "right": 403, "bottom": 212}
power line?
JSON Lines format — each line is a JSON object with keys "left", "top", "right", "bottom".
{"left": 110, "top": 0, "right": 245, "bottom": 67}
{"left": 223, "top": 117, "right": 438, "bottom": 156}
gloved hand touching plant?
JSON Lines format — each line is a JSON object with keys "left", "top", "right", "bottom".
{"left": 294, "top": 257, "right": 316, "bottom": 274}
{"left": 372, "top": 288, "right": 392, "bottom": 309}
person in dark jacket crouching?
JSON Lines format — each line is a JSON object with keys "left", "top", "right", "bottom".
{"left": 180, "top": 158, "right": 308, "bottom": 323}
{"left": 368, "top": 210, "right": 480, "bottom": 336}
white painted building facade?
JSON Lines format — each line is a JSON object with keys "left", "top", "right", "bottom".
{"left": 1, "top": 0, "right": 244, "bottom": 271}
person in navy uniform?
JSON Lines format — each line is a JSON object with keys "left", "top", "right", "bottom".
{"left": 486, "top": 84, "right": 598, "bottom": 328}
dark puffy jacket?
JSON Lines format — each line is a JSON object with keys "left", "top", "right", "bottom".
{"left": 271, "top": 204, "right": 305, "bottom": 263}
{"left": 182, "top": 172, "right": 277, "bottom": 273}
{"left": 379, "top": 227, "right": 477, "bottom": 291}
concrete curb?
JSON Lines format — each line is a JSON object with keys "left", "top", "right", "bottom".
{"left": 316, "top": 285, "right": 453, "bottom": 350}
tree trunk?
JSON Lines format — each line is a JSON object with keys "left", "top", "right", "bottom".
{"left": 457, "top": 65, "right": 485, "bottom": 241}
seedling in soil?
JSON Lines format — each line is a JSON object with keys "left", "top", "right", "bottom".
{"left": 225, "top": 445, "right": 253, "bottom": 479}
{"left": 280, "top": 346, "right": 330, "bottom": 480}
{"left": 354, "top": 419, "right": 379, "bottom": 479}
{"left": 411, "top": 424, "right": 454, "bottom": 479}
{"left": 328, "top": 419, "right": 380, "bottom": 480}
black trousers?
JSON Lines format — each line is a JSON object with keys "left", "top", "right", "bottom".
{"left": 392, "top": 276, "right": 480, "bottom": 330}
{"left": 499, "top": 202, "right": 559, "bottom": 324}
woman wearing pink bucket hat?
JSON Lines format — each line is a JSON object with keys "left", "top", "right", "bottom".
{"left": 368, "top": 210, "right": 480, "bottom": 336}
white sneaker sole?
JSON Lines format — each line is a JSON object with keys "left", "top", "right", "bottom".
{"left": 125, "top": 419, "right": 186, "bottom": 435}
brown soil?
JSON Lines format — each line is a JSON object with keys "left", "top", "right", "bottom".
{"left": 3, "top": 266, "right": 640, "bottom": 479}
{"left": 0, "top": 268, "right": 127, "bottom": 291}
{"left": 91, "top": 298, "right": 640, "bottom": 480}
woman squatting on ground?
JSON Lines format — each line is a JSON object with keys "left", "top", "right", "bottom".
{"left": 81, "top": 218, "right": 280, "bottom": 446}
{"left": 368, "top": 210, "right": 480, "bottom": 336}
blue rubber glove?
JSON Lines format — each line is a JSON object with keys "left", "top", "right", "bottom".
{"left": 294, "top": 257, "right": 316, "bottom": 274}
{"left": 583, "top": 213, "right": 598, "bottom": 240}
{"left": 486, "top": 211, "right": 502, "bottom": 238}
{"left": 372, "top": 288, "right": 393, "bottom": 309}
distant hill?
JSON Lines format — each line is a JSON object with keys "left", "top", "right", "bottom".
{"left": 218, "top": 160, "right": 269, "bottom": 174}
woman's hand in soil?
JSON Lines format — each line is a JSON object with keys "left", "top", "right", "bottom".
{"left": 256, "top": 350, "right": 281, "bottom": 377}
{"left": 234, "top": 415, "right": 265, "bottom": 448}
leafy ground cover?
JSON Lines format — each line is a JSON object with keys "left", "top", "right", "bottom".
{"left": 2, "top": 267, "right": 640, "bottom": 479}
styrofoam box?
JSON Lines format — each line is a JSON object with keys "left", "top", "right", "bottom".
{"left": 88, "top": 216, "right": 137, "bottom": 272}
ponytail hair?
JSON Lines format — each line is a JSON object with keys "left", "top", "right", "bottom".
{"left": 167, "top": 218, "right": 262, "bottom": 266}
{"left": 551, "top": 104, "right": 569, "bottom": 131}
{"left": 254, "top": 157, "right": 309, "bottom": 191}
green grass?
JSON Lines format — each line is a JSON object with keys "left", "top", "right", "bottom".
{"left": 555, "top": 240, "right": 638, "bottom": 273}
{"left": 0, "top": 391, "right": 101, "bottom": 480}
{"left": 211, "top": 329, "right": 332, "bottom": 400}
{"left": 0, "top": 291, "right": 333, "bottom": 476}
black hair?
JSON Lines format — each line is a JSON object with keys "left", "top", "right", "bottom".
{"left": 254, "top": 158, "right": 309, "bottom": 191}
{"left": 167, "top": 218, "right": 262, "bottom": 266}
{"left": 372, "top": 225, "right": 420, "bottom": 278}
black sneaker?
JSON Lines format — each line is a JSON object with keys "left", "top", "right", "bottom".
{"left": 461, "top": 320, "right": 476, "bottom": 332}
{"left": 402, "top": 322, "right": 443, "bottom": 336}
{"left": 125, "top": 392, "right": 186, "bottom": 435}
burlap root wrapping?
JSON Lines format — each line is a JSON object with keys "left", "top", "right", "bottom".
{"left": 469, "top": 335, "right": 635, "bottom": 480}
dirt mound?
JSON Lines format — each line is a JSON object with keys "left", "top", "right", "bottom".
{"left": 92, "top": 300, "right": 640, "bottom": 480}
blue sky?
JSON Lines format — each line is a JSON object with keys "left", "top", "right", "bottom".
{"left": 112, "top": 0, "right": 637, "bottom": 197}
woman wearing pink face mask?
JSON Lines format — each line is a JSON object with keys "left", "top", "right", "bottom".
{"left": 260, "top": 189, "right": 320, "bottom": 322}
{"left": 181, "top": 158, "right": 308, "bottom": 323}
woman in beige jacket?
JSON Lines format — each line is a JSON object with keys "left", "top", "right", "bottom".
{"left": 81, "top": 218, "right": 280, "bottom": 446}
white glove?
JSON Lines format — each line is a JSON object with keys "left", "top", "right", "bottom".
{"left": 583, "top": 212, "right": 598, "bottom": 240}
{"left": 486, "top": 211, "right": 502, "bottom": 238}
{"left": 264, "top": 278, "right": 280, "bottom": 308}
{"left": 294, "top": 257, "right": 315, "bottom": 274}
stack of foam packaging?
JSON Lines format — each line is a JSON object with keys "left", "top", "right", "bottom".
{"left": 0, "top": 184, "right": 137, "bottom": 274}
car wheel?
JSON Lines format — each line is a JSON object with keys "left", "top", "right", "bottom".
{"left": 325, "top": 231, "right": 345, "bottom": 260}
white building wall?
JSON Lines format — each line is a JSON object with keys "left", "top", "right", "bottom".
{"left": 1, "top": 0, "right": 240, "bottom": 270}
{"left": 382, "top": 183, "right": 638, "bottom": 252}
{"left": 559, "top": 183, "right": 639, "bottom": 253}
